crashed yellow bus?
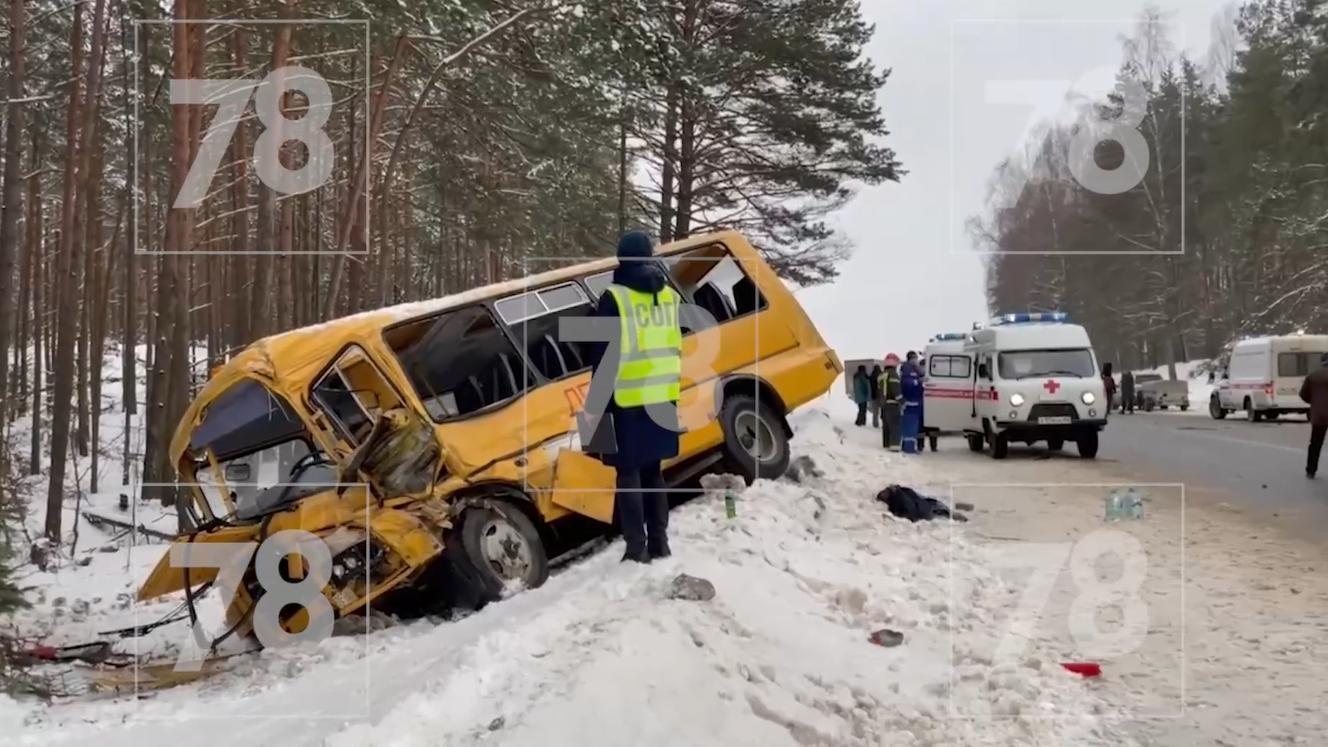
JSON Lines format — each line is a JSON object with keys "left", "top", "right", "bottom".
{"left": 131, "top": 230, "right": 842, "bottom": 670}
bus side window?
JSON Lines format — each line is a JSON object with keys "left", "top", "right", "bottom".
{"left": 665, "top": 244, "right": 767, "bottom": 332}
{"left": 497, "top": 283, "right": 596, "bottom": 382}
{"left": 386, "top": 306, "right": 535, "bottom": 421}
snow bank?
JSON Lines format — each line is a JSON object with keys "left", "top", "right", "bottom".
{"left": 7, "top": 404, "right": 1127, "bottom": 747}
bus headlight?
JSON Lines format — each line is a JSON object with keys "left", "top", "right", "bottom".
{"left": 1009, "top": 393, "right": 1025, "bottom": 407}
{"left": 1081, "top": 391, "right": 1096, "bottom": 405}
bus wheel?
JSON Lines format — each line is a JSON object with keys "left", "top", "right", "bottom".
{"left": 966, "top": 434, "right": 984, "bottom": 453}
{"left": 1209, "top": 395, "right": 1226, "bottom": 420}
{"left": 1077, "top": 432, "right": 1099, "bottom": 459}
{"left": 1047, "top": 439, "right": 1064, "bottom": 452}
{"left": 721, "top": 394, "right": 790, "bottom": 482}
{"left": 991, "top": 433, "right": 1008, "bottom": 460}
{"left": 458, "top": 501, "right": 549, "bottom": 602}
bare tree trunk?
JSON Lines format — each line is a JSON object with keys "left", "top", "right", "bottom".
{"left": 27, "top": 135, "right": 42, "bottom": 474}
{"left": 122, "top": 19, "right": 138, "bottom": 424}
{"left": 658, "top": 82, "right": 679, "bottom": 244}
{"left": 250, "top": 10, "right": 294, "bottom": 339}
{"left": 46, "top": 0, "right": 91, "bottom": 541}
{"left": 74, "top": 4, "right": 111, "bottom": 462}
{"left": 0, "top": 0, "right": 26, "bottom": 432}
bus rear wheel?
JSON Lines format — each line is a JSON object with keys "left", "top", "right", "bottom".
{"left": 720, "top": 394, "right": 790, "bottom": 483}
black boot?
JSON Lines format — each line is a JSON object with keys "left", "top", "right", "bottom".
{"left": 648, "top": 540, "right": 672, "bottom": 560}
{"left": 621, "top": 547, "right": 651, "bottom": 564}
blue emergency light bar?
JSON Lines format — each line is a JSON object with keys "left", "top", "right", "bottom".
{"left": 992, "top": 312, "right": 1068, "bottom": 325}
{"left": 931, "top": 332, "right": 969, "bottom": 341}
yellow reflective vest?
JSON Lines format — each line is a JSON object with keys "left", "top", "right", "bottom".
{"left": 607, "top": 284, "right": 682, "bottom": 407}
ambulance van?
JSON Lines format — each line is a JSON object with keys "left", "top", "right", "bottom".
{"left": 1210, "top": 334, "right": 1328, "bottom": 421}
{"left": 923, "top": 313, "right": 1108, "bottom": 459}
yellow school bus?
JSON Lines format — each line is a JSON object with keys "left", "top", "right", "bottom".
{"left": 134, "top": 230, "right": 842, "bottom": 658}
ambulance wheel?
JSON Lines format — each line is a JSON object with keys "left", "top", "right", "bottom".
{"left": 1047, "top": 439, "right": 1064, "bottom": 452}
{"left": 1244, "top": 398, "right": 1261, "bottom": 422}
{"left": 1077, "top": 432, "right": 1099, "bottom": 459}
{"left": 721, "top": 394, "right": 790, "bottom": 482}
{"left": 990, "top": 433, "right": 1008, "bottom": 460}
{"left": 966, "top": 434, "right": 984, "bottom": 453}
{"left": 1209, "top": 395, "right": 1226, "bottom": 420}
{"left": 457, "top": 501, "right": 549, "bottom": 603}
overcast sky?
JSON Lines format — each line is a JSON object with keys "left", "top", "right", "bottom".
{"left": 797, "top": 0, "right": 1231, "bottom": 361}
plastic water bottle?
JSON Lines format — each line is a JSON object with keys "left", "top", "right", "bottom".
{"left": 1104, "top": 491, "right": 1122, "bottom": 522}
{"left": 1104, "top": 488, "right": 1144, "bottom": 521}
{"left": 1125, "top": 488, "right": 1144, "bottom": 519}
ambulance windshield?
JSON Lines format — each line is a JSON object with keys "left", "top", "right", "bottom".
{"left": 997, "top": 349, "right": 1095, "bottom": 380}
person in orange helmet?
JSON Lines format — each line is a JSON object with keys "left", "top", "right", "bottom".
{"left": 878, "top": 353, "right": 903, "bottom": 450}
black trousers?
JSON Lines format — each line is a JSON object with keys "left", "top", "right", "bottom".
{"left": 881, "top": 400, "right": 901, "bottom": 449}
{"left": 615, "top": 461, "right": 669, "bottom": 555}
{"left": 1309, "top": 424, "right": 1327, "bottom": 475}
{"left": 855, "top": 401, "right": 867, "bottom": 425}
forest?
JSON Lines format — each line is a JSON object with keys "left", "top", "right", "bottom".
{"left": 0, "top": 0, "right": 901, "bottom": 646}
{"left": 978, "top": 1, "right": 1328, "bottom": 376}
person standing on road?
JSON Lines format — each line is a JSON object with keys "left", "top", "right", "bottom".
{"left": 852, "top": 366, "right": 870, "bottom": 426}
{"left": 869, "top": 363, "right": 884, "bottom": 428}
{"left": 1299, "top": 353, "right": 1328, "bottom": 479}
{"left": 1120, "top": 369, "right": 1135, "bottom": 414}
{"left": 590, "top": 231, "right": 682, "bottom": 563}
{"left": 899, "top": 351, "right": 925, "bottom": 452}
{"left": 879, "top": 353, "right": 903, "bottom": 450}
{"left": 1102, "top": 363, "right": 1118, "bottom": 414}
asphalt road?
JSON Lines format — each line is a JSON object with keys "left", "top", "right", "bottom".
{"left": 1100, "top": 409, "right": 1328, "bottom": 530}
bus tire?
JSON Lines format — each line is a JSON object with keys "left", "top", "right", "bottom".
{"left": 991, "top": 433, "right": 1008, "bottom": 460}
{"left": 456, "top": 501, "right": 549, "bottom": 603}
{"left": 966, "top": 433, "right": 984, "bottom": 452}
{"left": 1077, "top": 431, "right": 1099, "bottom": 459}
{"left": 720, "top": 394, "right": 790, "bottom": 483}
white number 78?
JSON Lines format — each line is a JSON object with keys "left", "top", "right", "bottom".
{"left": 170, "top": 65, "right": 334, "bottom": 208}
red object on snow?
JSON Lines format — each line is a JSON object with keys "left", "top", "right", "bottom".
{"left": 26, "top": 645, "right": 58, "bottom": 660}
{"left": 1061, "top": 662, "right": 1101, "bottom": 677}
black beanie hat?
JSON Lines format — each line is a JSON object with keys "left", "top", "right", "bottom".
{"left": 617, "top": 231, "right": 653, "bottom": 260}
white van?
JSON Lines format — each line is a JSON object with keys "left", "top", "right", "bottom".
{"left": 1210, "top": 334, "right": 1328, "bottom": 421}
{"left": 924, "top": 313, "right": 1108, "bottom": 459}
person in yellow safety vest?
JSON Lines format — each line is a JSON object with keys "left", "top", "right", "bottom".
{"left": 589, "top": 231, "right": 683, "bottom": 563}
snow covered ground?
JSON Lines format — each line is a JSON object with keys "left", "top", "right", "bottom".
{"left": 5, "top": 376, "right": 1327, "bottom": 746}
{"left": 5, "top": 399, "right": 1136, "bottom": 746}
